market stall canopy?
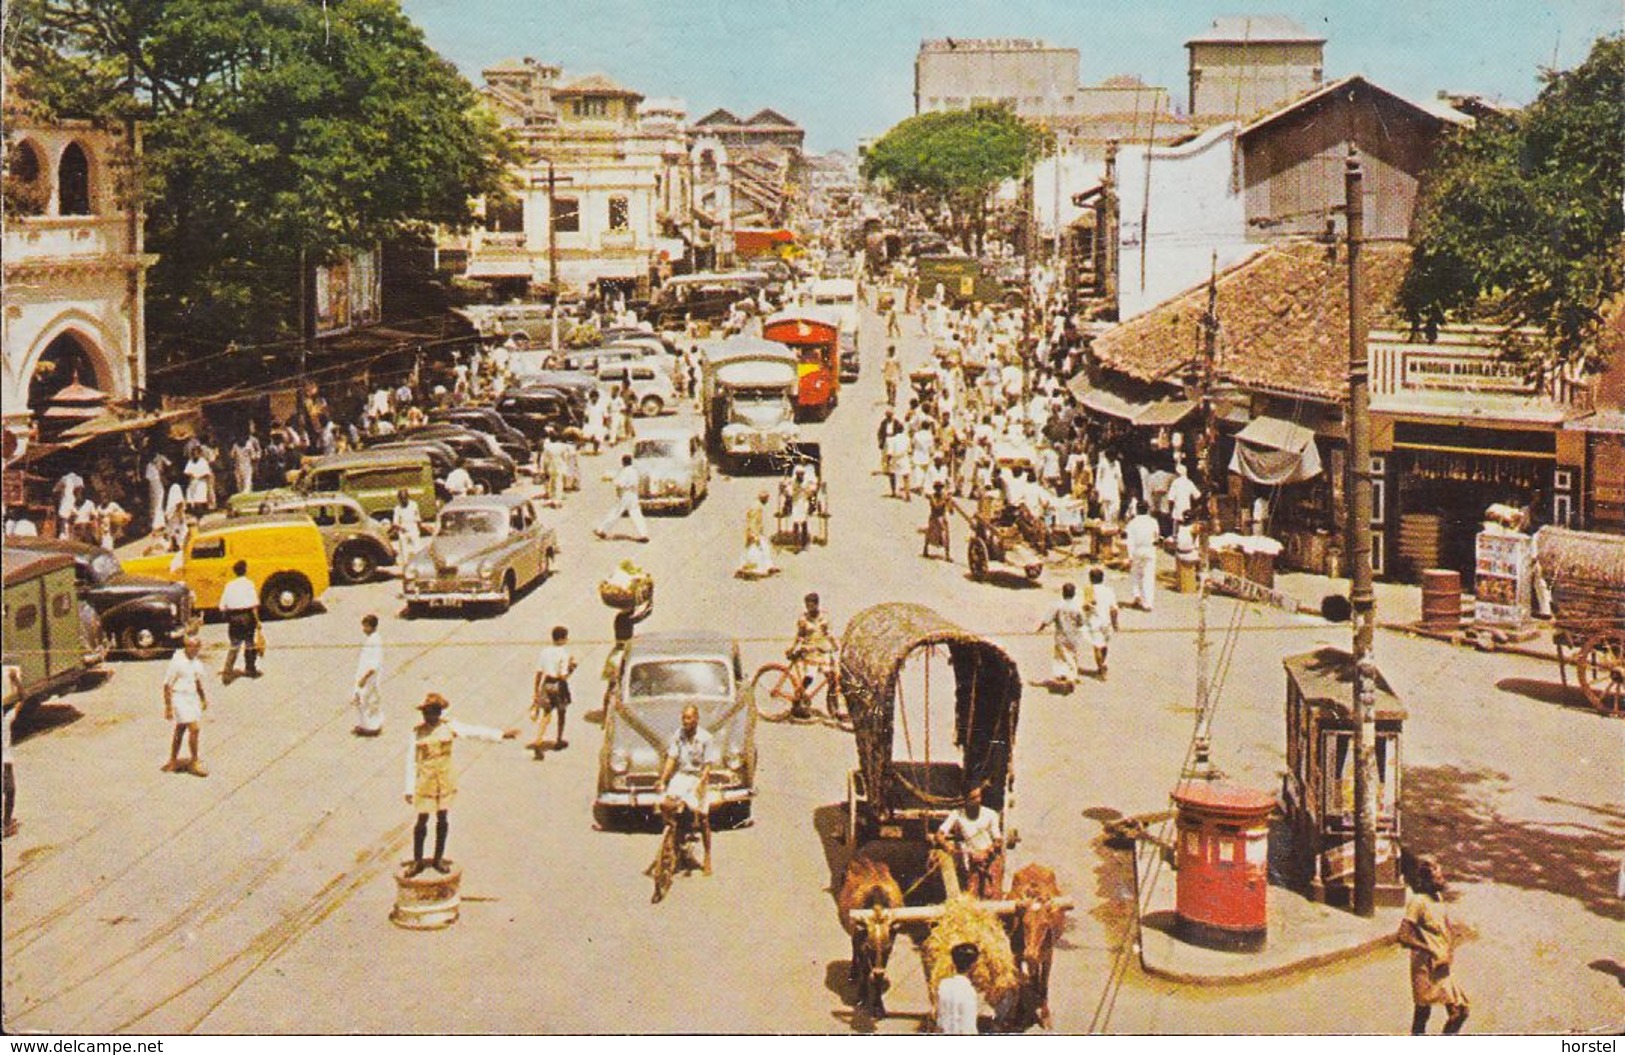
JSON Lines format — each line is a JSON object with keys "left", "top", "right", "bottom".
{"left": 1229, "top": 415, "right": 1322, "bottom": 485}
{"left": 1066, "top": 373, "right": 1195, "bottom": 427}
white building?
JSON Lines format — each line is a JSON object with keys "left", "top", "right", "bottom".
{"left": 465, "top": 63, "right": 692, "bottom": 299}
{"left": 3, "top": 119, "right": 155, "bottom": 446}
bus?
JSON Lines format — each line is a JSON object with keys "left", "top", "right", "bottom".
{"left": 762, "top": 309, "right": 842, "bottom": 420}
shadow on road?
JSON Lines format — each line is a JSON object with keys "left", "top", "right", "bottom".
{"left": 12, "top": 702, "right": 85, "bottom": 742}
{"left": 1588, "top": 959, "right": 1625, "bottom": 988}
{"left": 1494, "top": 676, "right": 1602, "bottom": 714}
{"left": 1404, "top": 763, "right": 1625, "bottom": 922}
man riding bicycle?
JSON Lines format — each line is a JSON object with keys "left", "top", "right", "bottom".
{"left": 787, "top": 592, "right": 840, "bottom": 719}
{"left": 656, "top": 703, "right": 716, "bottom": 876}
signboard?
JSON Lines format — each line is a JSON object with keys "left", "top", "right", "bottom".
{"left": 1474, "top": 530, "right": 1532, "bottom": 626}
{"left": 315, "top": 245, "right": 383, "bottom": 336}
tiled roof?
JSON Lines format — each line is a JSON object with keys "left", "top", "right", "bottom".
{"left": 693, "top": 108, "right": 741, "bottom": 127}
{"left": 1238, "top": 75, "right": 1466, "bottom": 139}
{"left": 1091, "top": 239, "right": 1412, "bottom": 401}
{"left": 555, "top": 73, "right": 641, "bottom": 98}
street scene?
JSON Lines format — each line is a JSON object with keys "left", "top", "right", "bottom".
{"left": 3, "top": 0, "right": 1623, "bottom": 1038}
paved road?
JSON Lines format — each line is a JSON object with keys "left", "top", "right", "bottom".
{"left": 3, "top": 302, "right": 1621, "bottom": 1034}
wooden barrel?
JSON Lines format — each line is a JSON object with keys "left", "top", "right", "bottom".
{"left": 1420, "top": 569, "right": 1463, "bottom": 629}
{"left": 391, "top": 862, "right": 463, "bottom": 930}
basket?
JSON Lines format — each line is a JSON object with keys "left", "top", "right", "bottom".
{"left": 598, "top": 576, "right": 653, "bottom": 611}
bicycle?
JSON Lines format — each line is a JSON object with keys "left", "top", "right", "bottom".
{"left": 648, "top": 800, "right": 702, "bottom": 904}
{"left": 752, "top": 653, "right": 851, "bottom": 730}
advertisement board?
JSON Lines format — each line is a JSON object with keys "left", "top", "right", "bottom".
{"left": 1474, "top": 530, "right": 1532, "bottom": 626}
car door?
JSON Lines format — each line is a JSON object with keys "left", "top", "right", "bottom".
{"left": 509, "top": 502, "right": 537, "bottom": 585}
{"left": 185, "top": 533, "right": 232, "bottom": 609}
{"left": 4, "top": 574, "right": 48, "bottom": 695}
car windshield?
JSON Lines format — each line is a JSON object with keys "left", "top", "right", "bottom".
{"left": 627, "top": 659, "right": 730, "bottom": 700}
{"left": 733, "top": 394, "right": 790, "bottom": 427}
{"left": 439, "top": 509, "right": 503, "bottom": 536}
{"left": 634, "top": 440, "right": 681, "bottom": 460}
{"left": 87, "top": 551, "right": 122, "bottom": 584}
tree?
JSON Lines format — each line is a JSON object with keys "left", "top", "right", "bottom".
{"left": 862, "top": 105, "right": 1050, "bottom": 254}
{"left": 5, "top": 0, "right": 517, "bottom": 364}
{"left": 1399, "top": 34, "right": 1624, "bottom": 369}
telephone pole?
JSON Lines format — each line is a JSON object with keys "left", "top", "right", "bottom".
{"left": 1344, "top": 148, "right": 1379, "bottom": 918}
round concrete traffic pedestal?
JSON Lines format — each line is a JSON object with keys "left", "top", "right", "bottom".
{"left": 1170, "top": 781, "right": 1275, "bottom": 952}
{"left": 390, "top": 862, "right": 463, "bottom": 930}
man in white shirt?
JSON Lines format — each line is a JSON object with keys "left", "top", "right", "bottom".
{"left": 1165, "top": 466, "right": 1202, "bottom": 539}
{"left": 1084, "top": 566, "right": 1120, "bottom": 678}
{"left": 1124, "top": 501, "right": 1161, "bottom": 613}
{"left": 593, "top": 453, "right": 649, "bottom": 543}
{"left": 530, "top": 625, "right": 577, "bottom": 756}
{"left": 1036, "top": 582, "right": 1086, "bottom": 688}
{"left": 352, "top": 614, "right": 384, "bottom": 737}
{"left": 933, "top": 786, "right": 1004, "bottom": 899}
{"left": 54, "top": 471, "right": 83, "bottom": 539}
{"left": 658, "top": 704, "right": 718, "bottom": 875}
{"left": 218, "top": 560, "right": 261, "bottom": 680}
{"left": 444, "top": 464, "right": 475, "bottom": 497}
{"left": 936, "top": 943, "right": 981, "bottom": 1034}
{"left": 390, "top": 489, "right": 422, "bottom": 561}
{"left": 162, "top": 636, "right": 210, "bottom": 776}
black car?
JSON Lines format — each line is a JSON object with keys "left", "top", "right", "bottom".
{"left": 8, "top": 538, "right": 191, "bottom": 660}
{"left": 427, "top": 406, "right": 532, "bottom": 462}
{"left": 398, "top": 425, "right": 519, "bottom": 492}
{"left": 495, "top": 387, "right": 586, "bottom": 441}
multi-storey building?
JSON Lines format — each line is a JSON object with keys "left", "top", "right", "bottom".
{"left": 1185, "top": 15, "right": 1325, "bottom": 124}
{"left": 3, "top": 117, "right": 154, "bottom": 446}
{"left": 914, "top": 38, "right": 1081, "bottom": 117}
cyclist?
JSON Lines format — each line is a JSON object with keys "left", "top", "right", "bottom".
{"left": 787, "top": 592, "right": 840, "bottom": 719}
{"left": 656, "top": 704, "right": 715, "bottom": 876}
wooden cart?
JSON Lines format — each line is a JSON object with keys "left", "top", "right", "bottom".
{"left": 1536, "top": 526, "right": 1625, "bottom": 715}
{"left": 840, "top": 602, "right": 1022, "bottom": 848}
{"left": 958, "top": 492, "right": 1047, "bottom": 583}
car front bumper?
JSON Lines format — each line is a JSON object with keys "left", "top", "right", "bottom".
{"left": 594, "top": 785, "right": 754, "bottom": 810}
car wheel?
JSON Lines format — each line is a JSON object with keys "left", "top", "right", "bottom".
{"left": 495, "top": 573, "right": 514, "bottom": 615}
{"left": 639, "top": 395, "right": 664, "bottom": 417}
{"left": 261, "top": 574, "right": 313, "bottom": 620}
{"left": 119, "top": 623, "right": 169, "bottom": 661}
{"left": 334, "top": 542, "right": 379, "bottom": 585}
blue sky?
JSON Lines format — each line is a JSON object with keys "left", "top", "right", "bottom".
{"left": 402, "top": 1, "right": 1621, "bottom": 151}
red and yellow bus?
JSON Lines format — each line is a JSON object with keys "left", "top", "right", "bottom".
{"left": 762, "top": 309, "right": 841, "bottom": 420}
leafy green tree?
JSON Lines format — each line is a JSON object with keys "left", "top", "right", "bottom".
{"left": 1400, "top": 34, "right": 1624, "bottom": 369}
{"left": 862, "top": 105, "right": 1050, "bottom": 254}
{"left": 6, "top": 0, "right": 517, "bottom": 364}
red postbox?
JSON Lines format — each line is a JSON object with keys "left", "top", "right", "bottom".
{"left": 1170, "top": 780, "right": 1275, "bottom": 951}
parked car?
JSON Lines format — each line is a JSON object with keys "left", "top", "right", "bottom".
{"left": 427, "top": 406, "right": 532, "bottom": 462}
{"left": 3, "top": 547, "right": 107, "bottom": 706}
{"left": 560, "top": 346, "right": 654, "bottom": 374}
{"left": 397, "top": 425, "right": 518, "bottom": 493}
{"left": 219, "top": 492, "right": 395, "bottom": 585}
{"left": 594, "top": 631, "right": 756, "bottom": 828}
{"left": 122, "top": 513, "right": 331, "bottom": 620}
{"left": 495, "top": 386, "right": 586, "bottom": 442}
{"left": 595, "top": 361, "right": 677, "bottom": 418}
{"left": 8, "top": 538, "right": 190, "bottom": 659}
{"left": 232, "top": 449, "right": 438, "bottom": 524}
{"left": 632, "top": 423, "right": 710, "bottom": 514}
{"left": 600, "top": 327, "right": 679, "bottom": 356}
{"left": 401, "top": 494, "right": 556, "bottom": 616}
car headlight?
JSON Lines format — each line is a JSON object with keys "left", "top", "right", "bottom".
{"left": 610, "top": 748, "right": 630, "bottom": 774}
{"left": 478, "top": 558, "right": 497, "bottom": 579}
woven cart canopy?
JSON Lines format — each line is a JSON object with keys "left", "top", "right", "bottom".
{"left": 840, "top": 603, "right": 1021, "bottom": 812}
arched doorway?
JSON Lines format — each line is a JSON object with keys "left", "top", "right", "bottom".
{"left": 58, "top": 142, "right": 92, "bottom": 216}
{"left": 28, "top": 332, "right": 105, "bottom": 411}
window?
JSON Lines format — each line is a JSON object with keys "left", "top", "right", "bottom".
{"left": 608, "top": 196, "right": 630, "bottom": 232}
{"left": 15, "top": 604, "right": 38, "bottom": 631}
{"left": 58, "top": 142, "right": 92, "bottom": 215}
{"left": 189, "top": 538, "right": 226, "bottom": 560}
{"left": 571, "top": 97, "right": 608, "bottom": 119}
{"left": 309, "top": 505, "right": 337, "bottom": 527}
{"left": 487, "top": 195, "right": 524, "bottom": 233}
{"left": 5, "top": 140, "right": 46, "bottom": 216}
{"left": 552, "top": 196, "right": 580, "bottom": 233}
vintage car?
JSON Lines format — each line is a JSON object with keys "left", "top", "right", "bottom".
{"left": 3, "top": 547, "right": 107, "bottom": 706}
{"left": 401, "top": 494, "right": 556, "bottom": 616}
{"left": 122, "top": 513, "right": 331, "bottom": 620}
{"left": 427, "top": 406, "right": 532, "bottom": 462}
{"left": 397, "top": 425, "right": 519, "bottom": 493}
{"left": 594, "top": 631, "right": 757, "bottom": 829}
{"left": 7, "top": 538, "right": 191, "bottom": 659}
{"left": 632, "top": 423, "right": 710, "bottom": 514}
{"left": 595, "top": 360, "right": 677, "bottom": 418}
{"left": 219, "top": 492, "right": 395, "bottom": 584}
{"left": 232, "top": 449, "right": 439, "bottom": 524}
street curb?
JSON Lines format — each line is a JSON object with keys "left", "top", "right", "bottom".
{"left": 1137, "top": 927, "right": 1397, "bottom": 986}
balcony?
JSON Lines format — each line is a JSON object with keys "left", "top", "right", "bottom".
{"left": 4, "top": 216, "right": 134, "bottom": 273}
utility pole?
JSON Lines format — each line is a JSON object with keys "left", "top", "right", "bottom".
{"left": 1344, "top": 148, "right": 1378, "bottom": 918}
{"left": 533, "top": 160, "right": 573, "bottom": 354}
{"left": 1186, "top": 252, "right": 1221, "bottom": 778}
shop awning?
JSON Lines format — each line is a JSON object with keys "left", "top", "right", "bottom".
{"left": 1066, "top": 374, "right": 1195, "bottom": 427}
{"left": 463, "top": 259, "right": 534, "bottom": 280}
{"left": 1229, "top": 415, "right": 1323, "bottom": 485}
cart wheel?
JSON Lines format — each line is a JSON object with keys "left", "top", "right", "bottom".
{"left": 968, "top": 537, "right": 990, "bottom": 581}
{"left": 1577, "top": 632, "right": 1625, "bottom": 715}
{"left": 751, "top": 662, "right": 800, "bottom": 722}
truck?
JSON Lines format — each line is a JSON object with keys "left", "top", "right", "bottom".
{"left": 700, "top": 336, "right": 803, "bottom": 473}
{"left": 914, "top": 255, "right": 1023, "bottom": 310}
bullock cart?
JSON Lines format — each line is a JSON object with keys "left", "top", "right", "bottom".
{"left": 1536, "top": 526, "right": 1625, "bottom": 715}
